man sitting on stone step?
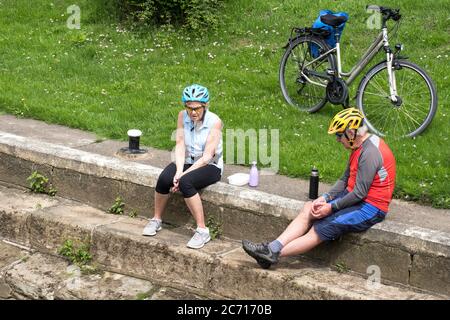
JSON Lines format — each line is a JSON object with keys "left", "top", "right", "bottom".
{"left": 242, "top": 108, "right": 396, "bottom": 269}
{"left": 142, "top": 84, "right": 223, "bottom": 249}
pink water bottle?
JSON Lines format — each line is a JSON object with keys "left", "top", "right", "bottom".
{"left": 248, "top": 161, "right": 259, "bottom": 187}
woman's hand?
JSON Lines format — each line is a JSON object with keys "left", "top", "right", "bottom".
{"left": 171, "top": 171, "right": 183, "bottom": 193}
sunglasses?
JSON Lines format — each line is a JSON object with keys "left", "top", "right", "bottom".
{"left": 335, "top": 132, "right": 344, "bottom": 138}
{"left": 185, "top": 105, "right": 204, "bottom": 113}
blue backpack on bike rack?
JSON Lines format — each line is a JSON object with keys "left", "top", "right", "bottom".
{"left": 310, "top": 10, "right": 349, "bottom": 58}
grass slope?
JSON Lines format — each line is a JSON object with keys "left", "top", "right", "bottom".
{"left": 0, "top": 0, "right": 448, "bottom": 207}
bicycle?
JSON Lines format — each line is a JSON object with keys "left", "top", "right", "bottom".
{"left": 279, "top": 6, "right": 438, "bottom": 138}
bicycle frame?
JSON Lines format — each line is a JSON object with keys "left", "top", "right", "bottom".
{"left": 302, "top": 27, "right": 399, "bottom": 101}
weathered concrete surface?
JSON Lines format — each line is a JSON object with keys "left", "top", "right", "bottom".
{"left": 92, "top": 220, "right": 237, "bottom": 299}
{"left": 306, "top": 222, "right": 450, "bottom": 288}
{"left": 0, "top": 185, "right": 444, "bottom": 300}
{"left": 307, "top": 237, "right": 412, "bottom": 285}
{"left": 0, "top": 184, "right": 58, "bottom": 247}
{"left": 0, "top": 132, "right": 299, "bottom": 241}
{"left": 56, "top": 268, "right": 156, "bottom": 300}
{"left": 0, "top": 115, "right": 97, "bottom": 148}
{"left": 0, "top": 241, "right": 199, "bottom": 300}
{"left": 214, "top": 249, "right": 438, "bottom": 300}
{"left": 0, "top": 241, "right": 30, "bottom": 299}
{"left": 0, "top": 127, "right": 449, "bottom": 295}
{"left": 409, "top": 254, "right": 450, "bottom": 294}
{"left": 5, "top": 251, "right": 68, "bottom": 299}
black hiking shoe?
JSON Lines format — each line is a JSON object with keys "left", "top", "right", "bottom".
{"left": 242, "top": 240, "right": 280, "bottom": 269}
{"left": 255, "top": 257, "right": 272, "bottom": 269}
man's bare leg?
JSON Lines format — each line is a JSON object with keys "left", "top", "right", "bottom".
{"left": 279, "top": 226, "right": 323, "bottom": 257}
{"left": 276, "top": 201, "right": 314, "bottom": 246}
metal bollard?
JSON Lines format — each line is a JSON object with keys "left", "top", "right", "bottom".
{"left": 118, "top": 129, "right": 147, "bottom": 156}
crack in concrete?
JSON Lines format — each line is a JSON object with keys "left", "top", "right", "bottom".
{"left": 75, "top": 139, "right": 106, "bottom": 148}
{"left": 90, "top": 218, "right": 124, "bottom": 242}
{"left": 408, "top": 254, "right": 414, "bottom": 286}
{"left": 215, "top": 246, "right": 241, "bottom": 258}
{"left": 0, "top": 254, "right": 30, "bottom": 277}
{"left": 2, "top": 239, "right": 32, "bottom": 252}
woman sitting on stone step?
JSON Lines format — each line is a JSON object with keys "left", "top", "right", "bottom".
{"left": 142, "top": 84, "right": 223, "bottom": 249}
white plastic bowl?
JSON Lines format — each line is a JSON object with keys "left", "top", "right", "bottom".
{"left": 227, "top": 173, "right": 249, "bottom": 186}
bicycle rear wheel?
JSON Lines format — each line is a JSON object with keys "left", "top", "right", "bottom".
{"left": 279, "top": 36, "right": 336, "bottom": 113}
{"left": 357, "top": 60, "right": 437, "bottom": 137}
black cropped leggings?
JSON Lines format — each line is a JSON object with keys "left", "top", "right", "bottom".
{"left": 155, "top": 162, "right": 221, "bottom": 198}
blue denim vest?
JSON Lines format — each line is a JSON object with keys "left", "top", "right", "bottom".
{"left": 183, "top": 109, "right": 223, "bottom": 175}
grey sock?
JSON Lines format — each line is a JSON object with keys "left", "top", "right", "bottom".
{"left": 268, "top": 240, "right": 283, "bottom": 253}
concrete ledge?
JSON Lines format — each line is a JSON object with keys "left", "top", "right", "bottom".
{"left": 0, "top": 132, "right": 298, "bottom": 240}
{"left": 1, "top": 241, "right": 201, "bottom": 300}
{"left": 0, "top": 131, "right": 449, "bottom": 295}
{"left": 0, "top": 186, "right": 443, "bottom": 299}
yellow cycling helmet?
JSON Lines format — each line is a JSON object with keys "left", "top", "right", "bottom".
{"left": 328, "top": 107, "right": 364, "bottom": 134}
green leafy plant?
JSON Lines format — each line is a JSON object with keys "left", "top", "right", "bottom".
{"left": 128, "top": 209, "right": 138, "bottom": 218}
{"left": 67, "top": 31, "right": 88, "bottom": 46}
{"left": 58, "top": 239, "right": 92, "bottom": 267}
{"left": 27, "top": 171, "right": 47, "bottom": 193}
{"left": 109, "top": 196, "right": 125, "bottom": 215}
{"left": 79, "top": 264, "right": 99, "bottom": 275}
{"left": 136, "top": 290, "right": 153, "bottom": 300}
{"left": 206, "top": 215, "right": 222, "bottom": 240}
{"left": 12, "top": 108, "right": 25, "bottom": 118}
{"left": 334, "top": 262, "right": 350, "bottom": 273}
{"left": 27, "top": 171, "right": 57, "bottom": 196}
{"left": 117, "top": 0, "right": 224, "bottom": 31}
{"left": 48, "top": 187, "right": 57, "bottom": 196}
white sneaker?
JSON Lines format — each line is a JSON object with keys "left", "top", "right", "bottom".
{"left": 142, "top": 218, "right": 162, "bottom": 236}
{"left": 187, "top": 228, "right": 211, "bottom": 249}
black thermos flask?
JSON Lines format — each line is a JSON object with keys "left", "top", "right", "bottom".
{"left": 309, "top": 167, "right": 319, "bottom": 199}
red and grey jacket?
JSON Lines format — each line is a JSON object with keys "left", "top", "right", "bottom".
{"left": 325, "top": 135, "right": 396, "bottom": 213}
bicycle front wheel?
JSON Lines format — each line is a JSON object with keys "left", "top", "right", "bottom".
{"left": 357, "top": 60, "right": 437, "bottom": 137}
{"left": 279, "top": 36, "right": 336, "bottom": 113}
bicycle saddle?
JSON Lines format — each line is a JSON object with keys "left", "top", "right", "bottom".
{"left": 320, "top": 14, "right": 348, "bottom": 27}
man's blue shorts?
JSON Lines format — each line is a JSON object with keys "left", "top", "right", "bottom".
{"left": 313, "top": 191, "right": 386, "bottom": 241}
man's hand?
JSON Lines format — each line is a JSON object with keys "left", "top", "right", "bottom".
{"left": 312, "top": 196, "right": 326, "bottom": 214}
{"left": 311, "top": 203, "right": 332, "bottom": 219}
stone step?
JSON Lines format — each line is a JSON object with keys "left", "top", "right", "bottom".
{"left": 0, "top": 184, "right": 444, "bottom": 300}
{"left": 0, "top": 241, "right": 203, "bottom": 300}
{"left": 0, "top": 131, "right": 449, "bottom": 295}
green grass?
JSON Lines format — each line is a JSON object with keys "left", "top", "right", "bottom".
{"left": 0, "top": 0, "right": 449, "bottom": 208}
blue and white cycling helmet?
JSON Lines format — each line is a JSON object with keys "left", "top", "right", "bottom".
{"left": 182, "top": 84, "right": 209, "bottom": 104}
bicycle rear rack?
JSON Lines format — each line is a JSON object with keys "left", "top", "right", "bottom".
{"left": 283, "top": 27, "right": 331, "bottom": 49}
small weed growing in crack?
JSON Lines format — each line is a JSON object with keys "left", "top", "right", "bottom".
{"left": 128, "top": 209, "right": 138, "bottom": 218}
{"left": 206, "top": 215, "right": 222, "bottom": 240}
{"left": 109, "top": 196, "right": 125, "bottom": 215}
{"left": 27, "top": 171, "right": 57, "bottom": 196}
{"left": 59, "top": 239, "right": 99, "bottom": 275}
{"left": 334, "top": 262, "right": 350, "bottom": 273}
